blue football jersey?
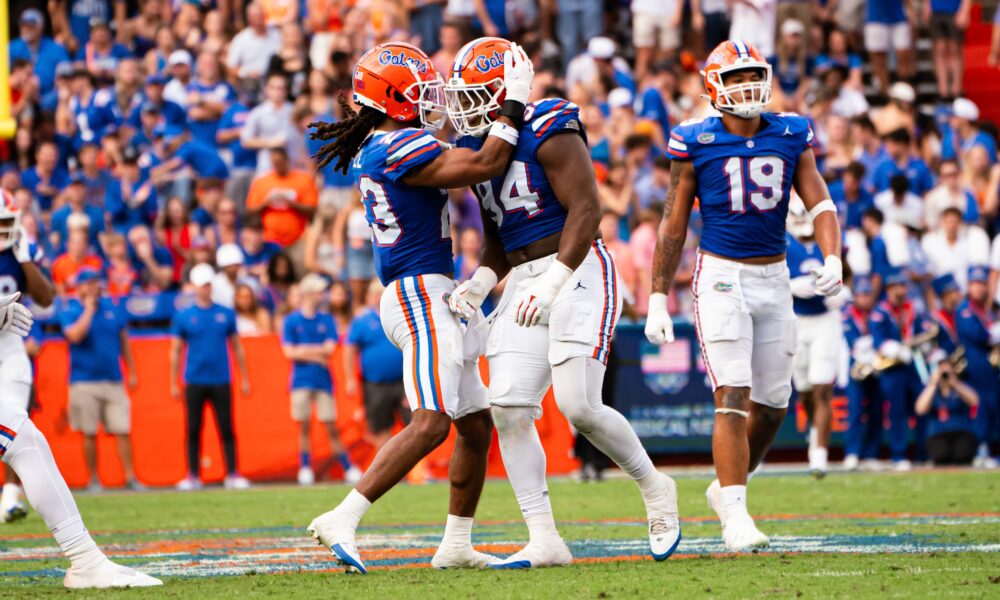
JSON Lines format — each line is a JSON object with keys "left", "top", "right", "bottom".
{"left": 786, "top": 233, "right": 827, "bottom": 316}
{"left": 0, "top": 250, "right": 26, "bottom": 297}
{"left": 350, "top": 128, "right": 453, "bottom": 285}
{"left": 668, "top": 112, "right": 814, "bottom": 259}
{"left": 457, "top": 98, "right": 585, "bottom": 252}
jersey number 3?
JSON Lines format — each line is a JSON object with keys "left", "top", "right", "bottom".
{"left": 724, "top": 156, "right": 785, "bottom": 212}
{"left": 359, "top": 176, "right": 449, "bottom": 246}
{"left": 476, "top": 161, "right": 542, "bottom": 227}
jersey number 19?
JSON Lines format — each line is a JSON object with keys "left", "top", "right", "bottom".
{"left": 724, "top": 156, "right": 785, "bottom": 212}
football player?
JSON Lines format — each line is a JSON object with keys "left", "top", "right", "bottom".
{"left": 0, "top": 191, "right": 55, "bottom": 523}
{"left": 645, "top": 41, "right": 843, "bottom": 552}
{"left": 445, "top": 37, "right": 681, "bottom": 568}
{"left": 786, "top": 198, "right": 851, "bottom": 478}
{"left": 306, "top": 41, "right": 534, "bottom": 574}
{"left": 0, "top": 292, "right": 161, "bottom": 588}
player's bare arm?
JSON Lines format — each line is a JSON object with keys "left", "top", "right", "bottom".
{"left": 401, "top": 131, "right": 519, "bottom": 189}
{"left": 793, "top": 148, "right": 844, "bottom": 295}
{"left": 22, "top": 262, "right": 55, "bottom": 308}
{"left": 645, "top": 160, "right": 696, "bottom": 345}
{"left": 536, "top": 131, "right": 602, "bottom": 271}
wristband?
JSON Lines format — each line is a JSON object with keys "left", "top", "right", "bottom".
{"left": 808, "top": 199, "right": 837, "bottom": 220}
{"left": 470, "top": 266, "right": 499, "bottom": 292}
{"left": 488, "top": 121, "right": 520, "bottom": 146}
{"left": 499, "top": 100, "right": 526, "bottom": 130}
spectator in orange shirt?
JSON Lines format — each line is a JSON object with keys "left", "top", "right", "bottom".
{"left": 246, "top": 147, "right": 317, "bottom": 270}
{"left": 52, "top": 229, "right": 104, "bottom": 296}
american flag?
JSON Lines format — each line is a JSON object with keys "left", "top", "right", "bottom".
{"left": 641, "top": 339, "right": 691, "bottom": 374}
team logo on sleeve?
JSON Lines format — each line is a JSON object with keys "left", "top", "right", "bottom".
{"left": 697, "top": 132, "right": 715, "bottom": 144}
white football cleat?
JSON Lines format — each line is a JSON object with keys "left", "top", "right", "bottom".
{"left": 705, "top": 479, "right": 727, "bottom": 529}
{"left": 298, "top": 467, "right": 315, "bottom": 486}
{"left": 431, "top": 545, "right": 498, "bottom": 569}
{"left": 489, "top": 538, "right": 573, "bottom": 569}
{"left": 644, "top": 473, "right": 682, "bottom": 560}
{"left": 892, "top": 460, "right": 912, "bottom": 472}
{"left": 224, "top": 474, "right": 251, "bottom": 490}
{"left": 1, "top": 502, "right": 28, "bottom": 523}
{"left": 308, "top": 510, "right": 367, "bottom": 575}
{"left": 344, "top": 465, "right": 363, "bottom": 485}
{"left": 722, "top": 516, "right": 770, "bottom": 553}
{"left": 64, "top": 559, "right": 163, "bottom": 589}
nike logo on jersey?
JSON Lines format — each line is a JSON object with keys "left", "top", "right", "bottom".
{"left": 783, "top": 126, "right": 793, "bottom": 136}
{"left": 574, "top": 281, "right": 586, "bottom": 291}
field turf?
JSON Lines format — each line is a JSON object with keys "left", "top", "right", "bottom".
{"left": 2, "top": 469, "right": 998, "bottom": 598}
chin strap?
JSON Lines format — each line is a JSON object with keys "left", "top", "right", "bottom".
{"left": 715, "top": 408, "right": 749, "bottom": 419}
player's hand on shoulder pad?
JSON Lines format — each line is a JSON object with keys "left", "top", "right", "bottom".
{"left": 810, "top": 255, "right": 843, "bottom": 296}
{"left": 503, "top": 42, "right": 534, "bottom": 105}
{"left": 0, "top": 292, "right": 33, "bottom": 338}
{"left": 644, "top": 293, "right": 674, "bottom": 345}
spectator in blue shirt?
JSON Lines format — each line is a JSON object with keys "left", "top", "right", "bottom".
{"left": 150, "top": 128, "right": 230, "bottom": 202}
{"left": 9, "top": 9, "right": 70, "bottom": 96}
{"left": 66, "top": 68, "right": 120, "bottom": 150}
{"left": 50, "top": 175, "right": 106, "bottom": 250}
{"left": 105, "top": 145, "right": 157, "bottom": 234}
{"left": 872, "top": 128, "right": 935, "bottom": 196}
{"left": 58, "top": 268, "right": 141, "bottom": 491}
{"left": 281, "top": 273, "right": 360, "bottom": 486}
{"left": 345, "top": 280, "right": 408, "bottom": 450}
{"left": 915, "top": 359, "right": 979, "bottom": 465}
{"left": 77, "top": 142, "right": 114, "bottom": 209}
{"left": 75, "top": 18, "right": 132, "bottom": 70}
{"left": 170, "top": 264, "right": 251, "bottom": 491}
{"left": 829, "top": 162, "right": 875, "bottom": 231}
{"left": 126, "top": 225, "right": 174, "bottom": 292}
{"left": 217, "top": 80, "right": 259, "bottom": 209}
{"left": 126, "top": 76, "right": 187, "bottom": 132}
{"left": 239, "top": 217, "right": 281, "bottom": 280}
{"left": 67, "top": 0, "right": 123, "bottom": 50}
{"left": 186, "top": 51, "right": 234, "bottom": 146}
{"left": 21, "top": 142, "right": 70, "bottom": 212}
{"left": 850, "top": 115, "right": 889, "bottom": 194}
{"left": 814, "top": 29, "right": 863, "bottom": 89}
{"left": 942, "top": 98, "right": 997, "bottom": 165}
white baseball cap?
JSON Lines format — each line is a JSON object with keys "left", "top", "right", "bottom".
{"left": 299, "top": 273, "right": 330, "bottom": 294}
{"left": 189, "top": 263, "right": 215, "bottom": 287}
{"left": 953, "top": 97, "right": 980, "bottom": 121}
{"left": 216, "top": 243, "right": 244, "bottom": 268}
{"left": 888, "top": 82, "right": 915, "bottom": 104}
{"left": 608, "top": 87, "right": 634, "bottom": 110}
{"left": 588, "top": 37, "right": 616, "bottom": 60}
{"left": 168, "top": 50, "right": 192, "bottom": 67}
{"left": 781, "top": 19, "right": 805, "bottom": 36}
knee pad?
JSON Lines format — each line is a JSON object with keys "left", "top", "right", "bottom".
{"left": 487, "top": 361, "right": 549, "bottom": 411}
{"left": 751, "top": 381, "right": 792, "bottom": 410}
{"left": 491, "top": 405, "right": 539, "bottom": 436}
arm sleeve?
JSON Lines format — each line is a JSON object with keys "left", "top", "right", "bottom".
{"left": 666, "top": 125, "right": 693, "bottom": 161}
{"left": 382, "top": 130, "right": 445, "bottom": 183}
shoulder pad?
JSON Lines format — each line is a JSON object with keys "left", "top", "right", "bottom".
{"left": 380, "top": 129, "right": 440, "bottom": 166}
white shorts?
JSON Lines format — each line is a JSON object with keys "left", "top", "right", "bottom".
{"left": 864, "top": 22, "right": 911, "bottom": 53}
{"left": 0, "top": 343, "right": 32, "bottom": 412}
{"left": 692, "top": 252, "right": 797, "bottom": 409}
{"left": 0, "top": 401, "right": 28, "bottom": 462}
{"left": 483, "top": 242, "right": 622, "bottom": 414}
{"left": 791, "top": 310, "right": 842, "bottom": 392}
{"left": 633, "top": 13, "right": 680, "bottom": 50}
{"left": 380, "top": 274, "right": 488, "bottom": 420}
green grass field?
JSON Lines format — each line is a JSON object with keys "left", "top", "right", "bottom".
{"left": 2, "top": 469, "right": 999, "bottom": 598}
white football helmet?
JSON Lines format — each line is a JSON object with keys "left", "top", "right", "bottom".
{"left": 0, "top": 190, "right": 21, "bottom": 252}
{"left": 786, "top": 194, "right": 813, "bottom": 239}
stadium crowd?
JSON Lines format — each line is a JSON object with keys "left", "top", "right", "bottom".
{"left": 3, "top": 0, "right": 1000, "bottom": 487}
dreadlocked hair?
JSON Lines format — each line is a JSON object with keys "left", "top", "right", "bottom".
{"left": 309, "top": 94, "right": 386, "bottom": 174}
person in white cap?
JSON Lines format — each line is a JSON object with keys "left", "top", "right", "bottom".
{"left": 772, "top": 19, "right": 812, "bottom": 111}
{"left": 163, "top": 50, "right": 193, "bottom": 107}
{"left": 946, "top": 98, "right": 998, "bottom": 165}
{"left": 212, "top": 243, "right": 245, "bottom": 308}
{"left": 171, "top": 263, "right": 252, "bottom": 491}
{"left": 566, "top": 37, "right": 633, "bottom": 96}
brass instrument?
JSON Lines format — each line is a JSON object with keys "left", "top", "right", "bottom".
{"left": 949, "top": 346, "right": 968, "bottom": 375}
{"left": 850, "top": 323, "right": 940, "bottom": 381}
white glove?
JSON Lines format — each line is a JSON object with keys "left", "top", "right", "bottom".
{"left": 502, "top": 42, "right": 534, "bottom": 105}
{"left": 448, "top": 267, "right": 498, "bottom": 320}
{"left": 898, "top": 345, "right": 913, "bottom": 364}
{"left": 823, "top": 286, "right": 853, "bottom": 310}
{"left": 811, "top": 255, "right": 844, "bottom": 296}
{"left": 0, "top": 292, "right": 33, "bottom": 338}
{"left": 514, "top": 260, "right": 573, "bottom": 327}
{"left": 789, "top": 275, "right": 817, "bottom": 299}
{"left": 880, "top": 339, "right": 902, "bottom": 360}
{"left": 989, "top": 322, "right": 1000, "bottom": 345}
{"left": 13, "top": 228, "right": 33, "bottom": 264}
{"left": 644, "top": 292, "right": 675, "bottom": 345}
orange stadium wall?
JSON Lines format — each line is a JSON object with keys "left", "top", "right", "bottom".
{"left": 32, "top": 336, "right": 579, "bottom": 489}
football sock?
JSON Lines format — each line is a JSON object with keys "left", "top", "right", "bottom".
{"left": 492, "top": 406, "right": 552, "bottom": 518}
{"left": 337, "top": 453, "right": 352, "bottom": 471}
{"left": 4, "top": 420, "right": 106, "bottom": 569}
{"left": 299, "top": 452, "right": 311, "bottom": 468}
{"left": 440, "top": 514, "right": 473, "bottom": 548}
{"left": 525, "top": 512, "right": 560, "bottom": 543}
{"left": 551, "top": 357, "right": 656, "bottom": 483}
{"left": 337, "top": 489, "right": 372, "bottom": 531}
{"left": 1, "top": 482, "right": 21, "bottom": 508}
{"left": 721, "top": 485, "right": 750, "bottom": 523}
